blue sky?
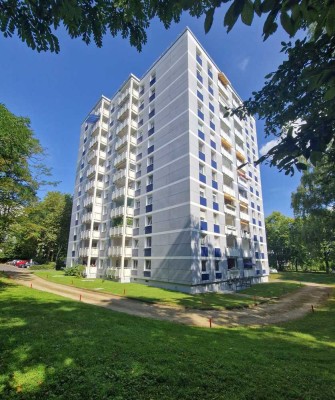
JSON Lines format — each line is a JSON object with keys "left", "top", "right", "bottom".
{"left": 0, "top": 11, "right": 301, "bottom": 217}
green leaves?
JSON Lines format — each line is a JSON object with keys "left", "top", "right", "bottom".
{"left": 204, "top": 8, "right": 215, "bottom": 33}
{"left": 241, "top": 0, "right": 254, "bottom": 25}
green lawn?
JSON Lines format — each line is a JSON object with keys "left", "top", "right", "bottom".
{"left": 240, "top": 282, "right": 302, "bottom": 298}
{"left": 1, "top": 275, "right": 334, "bottom": 400}
{"left": 34, "top": 270, "right": 258, "bottom": 310}
{"left": 270, "top": 271, "right": 335, "bottom": 286}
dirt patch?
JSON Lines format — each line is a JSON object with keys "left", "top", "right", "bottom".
{"left": 1, "top": 266, "right": 332, "bottom": 328}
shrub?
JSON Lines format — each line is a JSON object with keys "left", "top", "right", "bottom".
{"left": 64, "top": 264, "right": 86, "bottom": 278}
{"left": 30, "top": 262, "right": 56, "bottom": 270}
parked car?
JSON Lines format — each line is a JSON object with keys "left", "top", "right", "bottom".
{"left": 270, "top": 268, "right": 278, "bottom": 274}
{"left": 25, "top": 261, "right": 39, "bottom": 268}
{"left": 15, "top": 260, "right": 29, "bottom": 268}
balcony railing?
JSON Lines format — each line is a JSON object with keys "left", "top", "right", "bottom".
{"left": 110, "top": 206, "right": 134, "bottom": 218}
{"left": 108, "top": 246, "right": 132, "bottom": 257}
{"left": 109, "top": 226, "right": 133, "bottom": 236}
{"left": 223, "top": 185, "right": 235, "bottom": 198}
{"left": 224, "top": 204, "right": 236, "bottom": 216}
{"left": 226, "top": 247, "right": 240, "bottom": 257}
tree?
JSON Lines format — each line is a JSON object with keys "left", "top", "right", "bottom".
{"left": 265, "top": 211, "right": 294, "bottom": 270}
{"left": 292, "top": 159, "right": 335, "bottom": 273}
{"left": 1, "top": 1, "right": 334, "bottom": 173}
{"left": 2, "top": 192, "right": 72, "bottom": 263}
{"left": 0, "top": 104, "right": 50, "bottom": 242}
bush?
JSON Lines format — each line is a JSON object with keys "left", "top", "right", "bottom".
{"left": 64, "top": 264, "right": 86, "bottom": 278}
{"left": 29, "top": 262, "right": 56, "bottom": 270}
{"left": 55, "top": 259, "right": 66, "bottom": 270}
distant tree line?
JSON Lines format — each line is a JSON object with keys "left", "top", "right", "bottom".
{"left": 0, "top": 104, "right": 72, "bottom": 266}
{"left": 266, "top": 156, "right": 335, "bottom": 273}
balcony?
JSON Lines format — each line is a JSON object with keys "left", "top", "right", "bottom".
{"left": 237, "top": 175, "right": 248, "bottom": 189}
{"left": 79, "top": 247, "right": 99, "bottom": 257}
{"left": 221, "top": 147, "right": 233, "bottom": 161}
{"left": 87, "top": 150, "right": 106, "bottom": 164}
{"left": 226, "top": 247, "right": 240, "bottom": 257}
{"left": 114, "top": 152, "right": 136, "bottom": 168}
{"left": 240, "top": 211, "right": 250, "bottom": 222}
{"left": 108, "top": 246, "right": 132, "bottom": 257}
{"left": 116, "top": 119, "right": 138, "bottom": 137}
{"left": 241, "top": 230, "right": 251, "bottom": 239}
{"left": 223, "top": 185, "right": 235, "bottom": 198}
{"left": 109, "top": 226, "right": 133, "bottom": 237}
{"left": 111, "top": 187, "right": 135, "bottom": 201}
{"left": 234, "top": 116, "right": 244, "bottom": 133}
{"left": 118, "top": 88, "right": 130, "bottom": 106}
{"left": 224, "top": 204, "right": 236, "bottom": 216}
{"left": 80, "top": 230, "right": 100, "bottom": 240}
{"left": 235, "top": 142, "right": 245, "bottom": 157}
{"left": 112, "top": 169, "right": 136, "bottom": 185}
{"left": 242, "top": 249, "right": 252, "bottom": 258}
{"left": 115, "top": 135, "right": 137, "bottom": 151}
{"left": 239, "top": 193, "right": 249, "bottom": 205}
{"left": 86, "top": 165, "right": 105, "bottom": 178}
{"left": 222, "top": 166, "right": 234, "bottom": 179}
{"left": 225, "top": 225, "right": 237, "bottom": 235}
{"left": 117, "top": 103, "right": 138, "bottom": 121}
{"left": 110, "top": 206, "right": 134, "bottom": 218}
{"left": 81, "top": 212, "right": 101, "bottom": 223}
{"left": 85, "top": 180, "right": 104, "bottom": 193}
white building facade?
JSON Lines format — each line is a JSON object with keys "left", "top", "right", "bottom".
{"left": 67, "top": 28, "right": 269, "bottom": 293}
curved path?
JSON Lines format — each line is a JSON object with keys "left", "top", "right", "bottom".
{"left": 1, "top": 266, "right": 332, "bottom": 328}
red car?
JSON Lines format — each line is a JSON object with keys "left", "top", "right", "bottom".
{"left": 15, "top": 260, "right": 29, "bottom": 268}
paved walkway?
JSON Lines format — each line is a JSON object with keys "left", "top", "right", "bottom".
{"left": 1, "top": 266, "right": 332, "bottom": 328}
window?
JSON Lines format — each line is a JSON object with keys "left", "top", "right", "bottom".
{"left": 134, "top": 239, "right": 139, "bottom": 248}
{"left": 200, "top": 188, "right": 205, "bottom": 199}
{"left": 198, "top": 101, "right": 204, "bottom": 120}
{"left": 134, "top": 219, "right": 139, "bottom": 228}
{"left": 147, "top": 196, "right": 152, "bottom": 205}
{"left": 136, "top": 181, "right": 141, "bottom": 190}
{"left": 196, "top": 49, "right": 202, "bottom": 65}
{"left": 139, "top": 85, "right": 144, "bottom": 95}
{"left": 215, "top": 260, "right": 220, "bottom": 271}
{"left": 199, "top": 163, "right": 205, "bottom": 174}
{"left": 132, "top": 260, "right": 138, "bottom": 269}
{"left": 208, "top": 64, "right": 213, "bottom": 79}
{"left": 149, "top": 88, "right": 155, "bottom": 102}
{"left": 148, "top": 156, "right": 154, "bottom": 166}
{"left": 148, "top": 121, "right": 155, "bottom": 135}
{"left": 145, "top": 260, "right": 151, "bottom": 270}
{"left": 148, "top": 105, "right": 155, "bottom": 119}
{"left": 213, "top": 194, "right": 217, "bottom": 203}
{"left": 197, "top": 65, "right": 203, "bottom": 83}
{"left": 208, "top": 82, "right": 214, "bottom": 95}
{"left": 209, "top": 102, "right": 214, "bottom": 112}
{"left": 139, "top": 99, "right": 144, "bottom": 110}
{"left": 149, "top": 72, "right": 156, "bottom": 86}
{"left": 147, "top": 175, "right": 153, "bottom": 185}
{"left": 146, "top": 216, "right": 152, "bottom": 226}
{"left": 214, "top": 213, "right": 218, "bottom": 224}
{"left": 146, "top": 237, "right": 152, "bottom": 247}
{"left": 135, "top": 200, "right": 140, "bottom": 209}
{"left": 201, "top": 260, "right": 207, "bottom": 272}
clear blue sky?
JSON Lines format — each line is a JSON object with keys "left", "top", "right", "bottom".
{"left": 0, "top": 11, "right": 301, "bottom": 217}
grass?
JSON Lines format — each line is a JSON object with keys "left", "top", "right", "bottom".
{"left": 0, "top": 274, "right": 334, "bottom": 400}
{"left": 270, "top": 271, "right": 335, "bottom": 286}
{"left": 240, "top": 282, "right": 302, "bottom": 298}
{"left": 34, "top": 270, "right": 258, "bottom": 310}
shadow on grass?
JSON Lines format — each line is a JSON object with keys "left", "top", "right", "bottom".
{"left": 1, "top": 278, "right": 335, "bottom": 400}
{"left": 272, "top": 271, "right": 335, "bottom": 285}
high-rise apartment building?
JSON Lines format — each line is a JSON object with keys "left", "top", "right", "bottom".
{"left": 67, "top": 28, "right": 269, "bottom": 293}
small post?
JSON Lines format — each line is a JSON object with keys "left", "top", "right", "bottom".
{"left": 80, "top": 294, "right": 82, "bottom": 301}
{"left": 123, "top": 288, "right": 126, "bottom": 296}
{"left": 30, "top": 283, "right": 32, "bottom": 289}
{"left": 72, "top": 280, "right": 73, "bottom": 285}
{"left": 47, "top": 274, "right": 48, "bottom": 279}
{"left": 209, "top": 318, "right": 212, "bottom": 328}
{"left": 254, "top": 295, "right": 257, "bottom": 305}
{"left": 311, "top": 305, "right": 314, "bottom": 313}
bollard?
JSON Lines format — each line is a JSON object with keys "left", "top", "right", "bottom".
{"left": 30, "top": 283, "right": 32, "bottom": 289}
{"left": 311, "top": 305, "right": 314, "bottom": 312}
{"left": 123, "top": 288, "right": 126, "bottom": 296}
{"left": 209, "top": 318, "right": 212, "bottom": 328}
{"left": 80, "top": 294, "right": 82, "bottom": 301}
{"left": 72, "top": 280, "right": 73, "bottom": 285}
